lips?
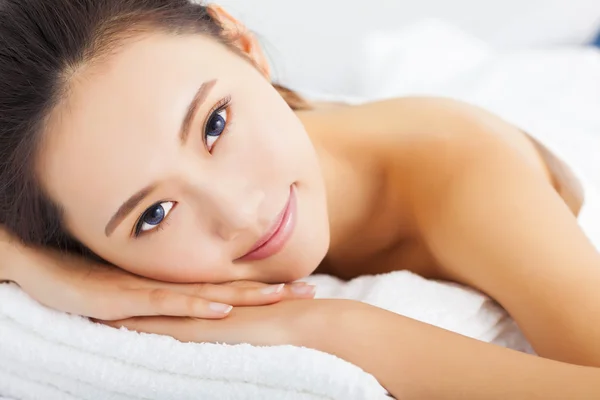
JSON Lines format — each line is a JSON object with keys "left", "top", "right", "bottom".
{"left": 237, "top": 185, "right": 297, "bottom": 262}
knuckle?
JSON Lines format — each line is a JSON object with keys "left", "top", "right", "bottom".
{"left": 212, "top": 288, "right": 237, "bottom": 304}
{"left": 186, "top": 296, "right": 202, "bottom": 314}
{"left": 235, "top": 288, "right": 256, "bottom": 304}
{"left": 213, "top": 287, "right": 246, "bottom": 305}
{"left": 192, "top": 283, "right": 209, "bottom": 296}
{"left": 148, "top": 288, "right": 171, "bottom": 306}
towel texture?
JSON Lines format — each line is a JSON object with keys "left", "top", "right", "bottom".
{"left": 0, "top": 271, "right": 530, "bottom": 400}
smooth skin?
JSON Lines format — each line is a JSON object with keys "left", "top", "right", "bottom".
{"left": 2, "top": 4, "right": 600, "bottom": 398}
{"left": 100, "top": 96, "right": 600, "bottom": 398}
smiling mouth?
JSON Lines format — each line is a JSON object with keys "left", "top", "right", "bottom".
{"left": 237, "top": 184, "right": 297, "bottom": 262}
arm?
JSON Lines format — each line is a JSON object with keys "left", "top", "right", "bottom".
{"left": 109, "top": 298, "right": 600, "bottom": 399}
{"left": 400, "top": 104, "right": 600, "bottom": 366}
{"left": 0, "top": 225, "right": 313, "bottom": 319}
{"left": 319, "top": 300, "right": 600, "bottom": 399}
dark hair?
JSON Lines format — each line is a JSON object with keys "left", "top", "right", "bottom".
{"left": 0, "top": 0, "right": 310, "bottom": 254}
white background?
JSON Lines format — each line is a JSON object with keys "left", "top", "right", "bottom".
{"left": 216, "top": 0, "right": 600, "bottom": 94}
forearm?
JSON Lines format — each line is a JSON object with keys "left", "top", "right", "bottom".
{"left": 312, "top": 301, "right": 600, "bottom": 399}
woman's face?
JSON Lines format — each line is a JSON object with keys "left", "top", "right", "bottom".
{"left": 38, "top": 33, "right": 329, "bottom": 283}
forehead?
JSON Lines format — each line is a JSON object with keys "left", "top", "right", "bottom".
{"left": 39, "top": 34, "right": 238, "bottom": 233}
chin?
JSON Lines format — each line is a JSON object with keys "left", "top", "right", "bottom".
{"left": 270, "top": 262, "right": 320, "bottom": 283}
{"left": 285, "top": 259, "right": 322, "bottom": 282}
{"left": 279, "top": 225, "right": 330, "bottom": 283}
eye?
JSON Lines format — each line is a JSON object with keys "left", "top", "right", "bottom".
{"left": 204, "top": 99, "right": 230, "bottom": 151}
{"left": 134, "top": 201, "right": 174, "bottom": 237}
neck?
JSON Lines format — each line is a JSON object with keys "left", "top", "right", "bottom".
{"left": 313, "top": 139, "right": 386, "bottom": 255}
{"left": 313, "top": 143, "right": 346, "bottom": 251}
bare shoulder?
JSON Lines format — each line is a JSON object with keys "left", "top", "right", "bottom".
{"left": 298, "top": 96, "right": 550, "bottom": 182}
{"left": 297, "top": 96, "right": 588, "bottom": 233}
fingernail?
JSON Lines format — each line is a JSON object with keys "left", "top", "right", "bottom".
{"left": 260, "top": 283, "right": 284, "bottom": 295}
{"left": 209, "top": 302, "right": 233, "bottom": 314}
{"left": 291, "top": 284, "right": 316, "bottom": 295}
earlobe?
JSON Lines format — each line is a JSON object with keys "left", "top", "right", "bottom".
{"left": 207, "top": 4, "right": 271, "bottom": 79}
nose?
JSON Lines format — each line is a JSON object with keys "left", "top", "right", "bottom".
{"left": 214, "top": 185, "right": 265, "bottom": 241}
{"left": 188, "top": 173, "right": 266, "bottom": 241}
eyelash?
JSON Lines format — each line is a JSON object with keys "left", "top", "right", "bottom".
{"left": 132, "top": 96, "right": 232, "bottom": 238}
{"left": 203, "top": 95, "right": 232, "bottom": 152}
{"left": 132, "top": 201, "right": 175, "bottom": 238}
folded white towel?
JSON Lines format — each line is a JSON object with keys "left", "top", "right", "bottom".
{"left": 0, "top": 271, "right": 530, "bottom": 400}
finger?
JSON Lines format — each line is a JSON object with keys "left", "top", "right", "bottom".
{"left": 191, "top": 282, "right": 316, "bottom": 304}
{"left": 281, "top": 283, "right": 317, "bottom": 300}
{"left": 224, "top": 280, "right": 266, "bottom": 288}
{"left": 115, "top": 289, "right": 234, "bottom": 319}
{"left": 189, "top": 283, "right": 287, "bottom": 306}
{"left": 220, "top": 280, "right": 310, "bottom": 289}
{"left": 150, "top": 280, "right": 284, "bottom": 305}
{"left": 146, "top": 280, "right": 316, "bottom": 307}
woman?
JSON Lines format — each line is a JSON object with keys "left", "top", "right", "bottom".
{"left": 1, "top": 0, "right": 600, "bottom": 398}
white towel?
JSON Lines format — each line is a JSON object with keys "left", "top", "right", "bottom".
{"left": 0, "top": 271, "right": 530, "bottom": 400}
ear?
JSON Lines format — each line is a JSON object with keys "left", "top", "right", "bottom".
{"left": 207, "top": 4, "right": 271, "bottom": 79}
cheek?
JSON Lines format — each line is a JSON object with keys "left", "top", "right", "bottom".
{"left": 99, "top": 213, "right": 235, "bottom": 283}
{"left": 228, "top": 80, "right": 312, "bottom": 175}
{"left": 115, "top": 238, "right": 233, "bottom": 283}
{"left": 235, "top": 110, "right": 314, "bottom": 185}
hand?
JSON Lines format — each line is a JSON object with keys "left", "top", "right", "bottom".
{"left": 99, "top": 299, "right": 358, "bottom": 348}
{"left": 8, "top": 244, "right": 316, "bottom": 321}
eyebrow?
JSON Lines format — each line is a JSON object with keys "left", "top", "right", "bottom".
{"left": 104, "top": 79, "right": 217, "bottom": 237}
{"left": 180, "top": 79, "right": 217, "bottom": 144}
{"left": 104, "top": 184, "right": 157, "bottom": 236}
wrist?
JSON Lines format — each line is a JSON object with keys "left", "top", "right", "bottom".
{"left": 296, "top": 299, "right": 367, "bottom": 350}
